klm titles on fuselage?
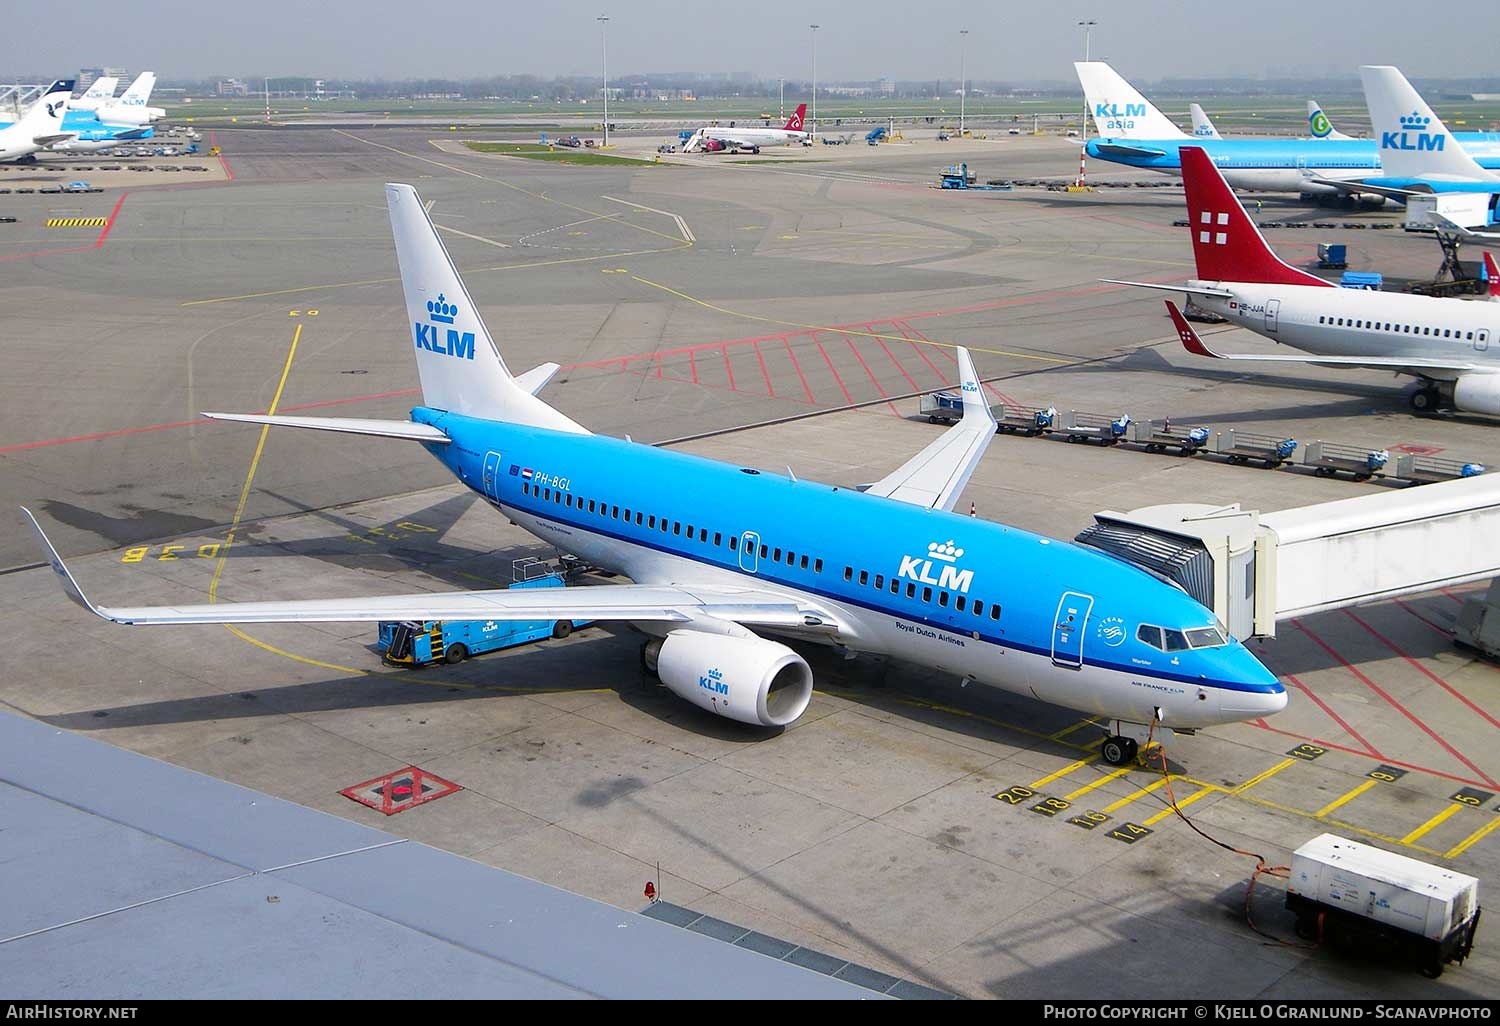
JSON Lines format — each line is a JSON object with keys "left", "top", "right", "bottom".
{"left": 1094, "top": 101, "right": 1145, "bottom": 133}
{"left": 415, "top": 293, "right": 476, "bottom": 360}
{"left": 897, "top": 541, "right": 974, "bottom": 594}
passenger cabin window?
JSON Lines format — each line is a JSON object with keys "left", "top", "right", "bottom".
{"left": 729, "top": 535, "right": 738, "bottom": 551}
{"left": 922, "top": 587, "right": 932, "bottom": 603}
{"left": 858, "top": 570, "right": 869, "bottom": 586}
{"left": 844, "top": 566, "right": 853, "bottom": 582}
{"left": 801, "top": 555, "right": 809, "bottom": 570}
{"left": 990, "top": 604, "right": 1001, "bottom": 620}
{"left": 648, "top": 516, "right": 656, "bottom": 529}
{"left": 938, "top": 592, "right": 949, "bottom": 607}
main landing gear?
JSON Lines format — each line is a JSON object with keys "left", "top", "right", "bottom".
{"left": 1409, "top": 383, "right": 1443, "bottom": 414}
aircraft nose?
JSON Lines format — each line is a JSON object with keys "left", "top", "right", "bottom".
{"left": 1218, "top": 653, "right": 1287, "bottom": 720}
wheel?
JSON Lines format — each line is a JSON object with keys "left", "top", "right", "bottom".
{"left": 929, "top": 415, "right": 940, "bottom": 424}
{"left": 1410, "top": 386, "right": 1439, "bottom": 412}
{"left": 1314, "top": 466, "right": 1333, "bottom": 478}
{"left": 1419, "top": 960, "right": 1445, "bottom": 980}
{"left": 1121, "top": 737, "right": 1139, "bottom": 762}
{"left": 551, "top": 619, "right": 572, "bottom": 640}
{"left": 1101, "top": 737, "right": 1129, "bottom": 766}
{"left": 443, "top": 643, "right": 468, "bottom": 665}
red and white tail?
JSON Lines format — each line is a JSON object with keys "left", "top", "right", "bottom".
{"left": 1179, "top": 146, "right": 1331, "bottom": 288}
{"left": 784, "top": 103, "right": 807, "bottom": 132}
{"left": 1485, "top": 251, "right": 1500, "bottom": 302}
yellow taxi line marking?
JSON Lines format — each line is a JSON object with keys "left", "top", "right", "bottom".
{"left": 1401, "top": 804, "right": 1464, "bottom": 847}
{"left": 1062, "top": 765, "right": 1135, "bottom": 801}
{"left": 1101, "top": 776, "right": 1175, "bottom": 815}
{"left": 208, "top": 322, "right": 301, "bottom": 604}
{"left": 1048, "top": 718, "right": 1101, "bottom": 742}
{"left": 1029, "top": 756, "right": 1099, "bottom": 790}
{"left": 1232, "top": 758, "right": 1297, "bottom": 795}
{"left": 1445, "top": 813, "right": 1500, "bottom": 860}
{"left": 1143, "top": 786, "right": 1215, "bottom": 827}
{"left": 1314, "top": 779, "right": 1378, "bottom": 819}
{"left": 1235, "top": 793, "right": 1440, "bottom": 856}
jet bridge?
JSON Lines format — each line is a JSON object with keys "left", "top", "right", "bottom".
{"left": 1078, "top": 475, "right": 1500, "bottom": 639}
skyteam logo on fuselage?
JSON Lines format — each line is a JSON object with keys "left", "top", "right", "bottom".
{"left": 897, "top": 540, "right": 974, "bottom": 594}
{"left": 1382, "top": 112, "right": 1444, "bottom": 153}
{"left": 414, "top": 292, "right": 475, "bottom": 360}
{"left": 699, "top": 667, "right": 728, "bottom": 695}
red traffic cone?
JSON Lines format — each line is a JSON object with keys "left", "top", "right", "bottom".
{"left": 969, "top": 501, "right": 977, "bottom": 518}
{"left": 644, "top": 881, "right": 657, "bottom": 902}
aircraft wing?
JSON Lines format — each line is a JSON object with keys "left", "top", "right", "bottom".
{"left": 1090, "top": 142, "right": 1170, "bottom": 159}
{"left": 862, "top": 347, "right": 997, "bottom": 512}
{"left": 1165, "top": 301, "right": 1481, "bottom": 376}
{"left": 1428, "top": 213, "right": 1500, "bottom": 245}
{"left": 1301, "top": 176, "right": 1424, "bottom": 202}
{"left": 24, "top": 508, "right": 844, "bottom": 633}
{"left": 31, "top": 133, "right": 75, "bottom": 147}
{"left": 1101, "top": 278, "right": 1235, "bottom": 299}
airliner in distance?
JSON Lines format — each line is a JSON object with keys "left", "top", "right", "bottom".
{"left": 682, "top": 104, "right": 808, "bottom": 153}
{"left": 0, "top": 81, "right": 74, "bottom": 164}
{"left": 1077, "top": 62, "right": 1500, "bottom": 198}
{"left": 1104, "top": 146, "right": 1500, "bottom": 415}
{"left": 25, "top": 183, "right": 1287, "bottom": 766}
{"left": 69, "top": 77, "right": 119, "bottom": 112}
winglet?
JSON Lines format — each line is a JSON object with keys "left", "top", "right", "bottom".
{"left": 955, "top": 346, "right": 997, "bottom": 431}
{"left": 21, "top": 507, "right": 107, "bottom": 619}
{"left": 1165, "top": 301, "right": 1221, "bottom": 358}
{"left": 1486, "top": 252, "right": 1500, "bottom": 301}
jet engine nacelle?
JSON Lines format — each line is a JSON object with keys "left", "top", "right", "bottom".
{"left": 1454, "top": 373, "right": 1500, "bottom": 416}
{"left": 651, "top": 629, "right": 814, "bottom": 727}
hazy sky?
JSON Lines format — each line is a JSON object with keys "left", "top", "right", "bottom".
{"left": 5, "top": 1, "right": 1498, "bottom": 83}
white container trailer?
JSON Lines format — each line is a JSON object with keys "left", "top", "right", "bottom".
{"left": 1286, "top": 833, "right": 1480, "bottom": 977}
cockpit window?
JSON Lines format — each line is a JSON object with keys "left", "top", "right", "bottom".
{"left": 1138, "top": 623, "right": 1228, "bottom": 651}
{"left": 1161, "top": 628, "right": 1191, "bottom": 652}
{"left": 1185, "top": 626, "right": 1229, "bottom": 649}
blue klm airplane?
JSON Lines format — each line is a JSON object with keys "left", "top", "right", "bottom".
{"left": 24, "top": 184, "right": 1286, "bottom": 766}
{"left": 1077, "top": 62, "right": 1500, "bottom": 199}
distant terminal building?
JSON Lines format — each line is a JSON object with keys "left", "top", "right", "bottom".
{"left": 217, "top": 78, "right": 250, "bottom": 96}
{"left": 77, "top": 68, "right": 103, "bottom": 91}
{"left": 879, "top": 78, "right": 895, "bottom": 96}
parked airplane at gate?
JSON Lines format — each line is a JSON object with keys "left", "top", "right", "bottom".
{"left": 682, "top": 104, "right": 808, "bottom": 153}
{"left": 0, "top": 81, "right": 74, "bottom": 163}
{"left": 1076, "top": 62, "right": 1500, "bottom": 197}
{"left": 1104, "top": 146, "right": 1500, "bottom": 415}
{"left": 24, "top": 182, "right": 1287, "bottom": 764}
{"left": 1311, "top": 66, "right": 1500, "bottom": 238}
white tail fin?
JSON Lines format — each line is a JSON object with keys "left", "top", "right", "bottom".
{"left": 385, "top": 183, "right": 588, "bottom": 434}
{"left": 1361, "top": 66, "right": 1498, "bottom": 183}
{"left": 21, "top": 81, "right": 71, "bottom": 131}
{"left": 1075, "top": 62, "right": 1186, "bottom": 140}
{"left": 1306, "top": 100, "right": 1351, "bottom": 140}
{"left": 116, "top": 72, "right": 155, "bottom": 107}
{"left": 1189, "top": 103, "right": 1221, "bottom": 139}
{"left": 75, "top": 77, "right": 118, "bottom": 108}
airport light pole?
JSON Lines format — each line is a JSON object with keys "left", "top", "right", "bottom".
{"left": 959, "top": 29, "right": 968, "bottom": 137}
{"left": 810, "top": 23, "right": 819, "bottom": 140}
{"left": 596, "top": 15, "right": 610, "bottom": 146}
{"left": 1077, "top": 20, "right": 1096, "bottom": 138}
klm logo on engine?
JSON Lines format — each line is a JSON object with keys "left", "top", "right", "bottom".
{"left": 699, "top": 667, "right": 728, "bottom": 695}
{"left": 414, "top": 293, "right": 475, "bottom": 360}
{"left": 1382, "top": 112, "right": 1444, "bottom": 152}
{"left": 897, "top": 540, "right": 974, "bottom": 594}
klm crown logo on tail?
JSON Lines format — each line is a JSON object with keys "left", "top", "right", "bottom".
{"left": 1383, "top": 112, "right": 1444, "bottom": 152}
{"left": 414, "top": 292, "right": 475, "bottom": 360}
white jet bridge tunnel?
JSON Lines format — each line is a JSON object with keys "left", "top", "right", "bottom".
{"left": 1078, "top": 474, "right": 1500, "bottom": 639}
